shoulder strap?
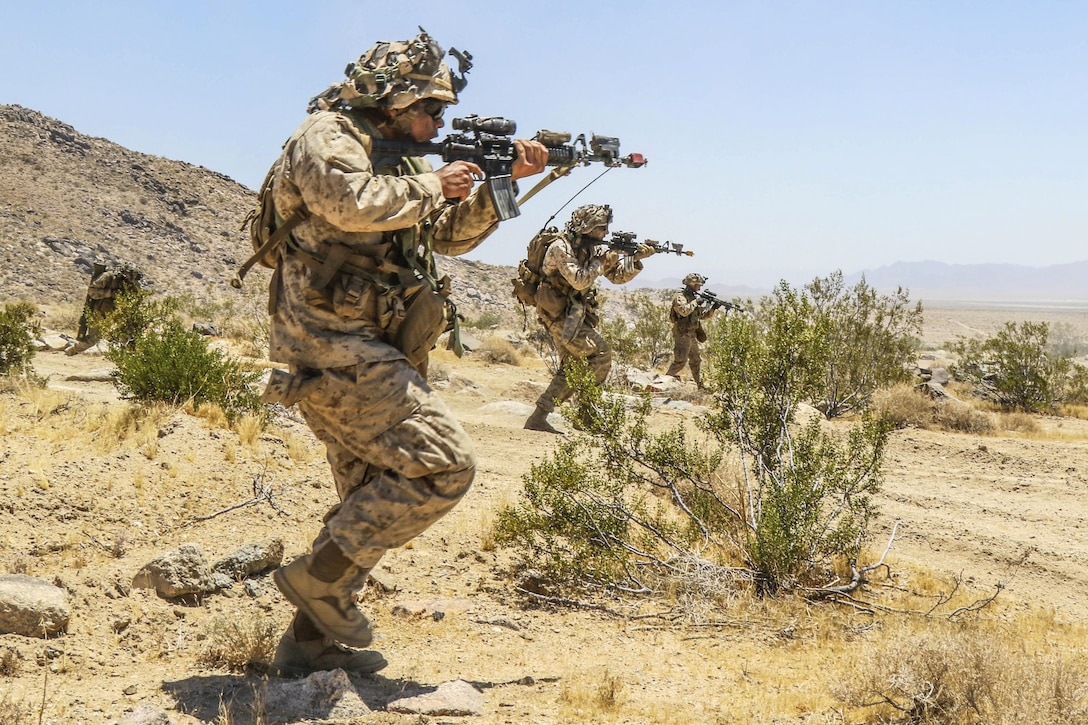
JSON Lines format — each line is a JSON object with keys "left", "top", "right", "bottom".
{"left": 231, "top": 209, "right": 310, "bottom": 289}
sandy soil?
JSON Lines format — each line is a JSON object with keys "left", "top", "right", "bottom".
{"left": 2, "top": 303, "right": 1088, "bottom": 724}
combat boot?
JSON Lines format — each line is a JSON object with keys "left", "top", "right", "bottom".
{"left": 273, "top": 541, "right": 374, "bottom": 648}
{"left": 524, "top": 405, "right": 562, "bottom": 434}
{"left": 270, "top": 614, "right": 387, "bottom": 677}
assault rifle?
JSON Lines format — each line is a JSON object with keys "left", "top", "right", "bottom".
{"left": 693, "top": 289, "right": 746, "bottom": 313}
{"left": 368, "top": 115, "right": 647, "bottom": 221}
{"left": 602, "top": 231, "right": 693, "bottom": 257}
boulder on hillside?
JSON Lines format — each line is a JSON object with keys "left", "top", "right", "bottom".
{"left": 0, "top": 574, "right": 69, "bottom": 637}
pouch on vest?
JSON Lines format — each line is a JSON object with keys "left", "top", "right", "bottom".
{"left": 695, "top": 326, "right": 708, "bottom": 343}
{"left": 391, "top": 282, "right": 449, "bottom": 371}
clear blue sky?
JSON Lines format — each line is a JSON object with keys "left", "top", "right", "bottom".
{"left": 3, "top": 1, "right": 1086, "bottom": 288}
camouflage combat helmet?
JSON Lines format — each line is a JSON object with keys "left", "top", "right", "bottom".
{"left": 565, "top": 204, "right": 613, "bottom": 235}
{"left": 308, "top": 27, "right": 471, "bottom": 113}
{"left": 683, "top": 273, "right": 707, "bottom": 287}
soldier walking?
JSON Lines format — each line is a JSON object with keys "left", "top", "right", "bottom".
{"left": 67, "top": 261, "right": 143, "bottom": 355}
{"left": 253, "top": 29, "right": 547, "bottom": 676}
{"left": 665, "top": 273, "right": 716, "bottom": 389}
{"left": 523, "top": 204, "right": 654, "bottom": 433}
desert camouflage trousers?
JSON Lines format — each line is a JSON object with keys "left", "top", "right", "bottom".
{"left": 535, "top": 317, "right": 612, "bottom": 413}
{"left": 293, "top": 358, "right": 476, "bottom": 575}
{"left": 665, "top": 331, "right": 702, "bottom": 386}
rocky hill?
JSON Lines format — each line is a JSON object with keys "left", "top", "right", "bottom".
{"left": 0, "top": 104, "right": 526, "bottom": 324}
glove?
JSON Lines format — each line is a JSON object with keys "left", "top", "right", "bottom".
{"left": 633, "top": 243, "right": 656, "bottom": 260}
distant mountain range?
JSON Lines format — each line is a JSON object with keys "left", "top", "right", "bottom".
{"left": 640, "top": 260, "right": 1088, "bottom": 304}
{"left": 845, "top": 261, "right": 1088, "bottom": 302}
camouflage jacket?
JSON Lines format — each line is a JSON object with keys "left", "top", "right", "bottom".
{"left": 536, "top": 233, "right": 644, "bottom": 324}
{"left": 268, "top": 110, "right": 501, "bottom": 368}
{"left": 670, "top": 289, "right": 714, "bottom": 334}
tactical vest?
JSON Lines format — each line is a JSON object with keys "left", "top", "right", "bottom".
{"left": 236, "top": 110, "right": 461, "bottom": 368}
{"left": 534, "top": 234, "right": 599, "bottom": 324}
{"left": 670, "top": 290, "right": 701, "bottom": 334}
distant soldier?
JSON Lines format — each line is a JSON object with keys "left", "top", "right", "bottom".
{"left": 68, "top": 262, "right": 143, "bottom": 355}
{"left": 523, "top": 203, "right": 654, "bottom": 433}
{"left": 665, "top": 273, "right": 715, "bottom": 389}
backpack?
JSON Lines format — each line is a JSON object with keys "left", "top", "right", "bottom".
{"left": 511, "top": 226, "right": 561, "bottom": 307}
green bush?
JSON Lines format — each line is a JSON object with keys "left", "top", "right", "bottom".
{"left": 804, "top": 271, "right": 922, "bottom": 418}
{"left": 704, "top": 281, "right": 890, "bottom": 591}
{"left": 599, "top": 291, "right": 673, "bottom": 370}
{"left": 950, "top": 321, "right": 1074, "bottom": 412}
{"left": 106, "top": 320, "right": 264, "bottom": 422}
{"left": 497, "top": 280, "right": 891, "bottom": 599}
{"left": 0, "top": 302, "right": 38, "bottom": 376}
{"left": 464, "top": 310, "right": 502, "bottom": 329}
{"left": 96, "top": 288, "right": 178, "bottom": 347}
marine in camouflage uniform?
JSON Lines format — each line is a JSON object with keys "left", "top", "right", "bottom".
{"left": 665, "top": 273, "right": 715, "bottom": 389}
{"left": 67, "top": 262, "right": 143, "bottom": 355}
{"left": 258, "top": 30, "right": 547, "bottom": 677}
{"left": 524, "top": 204, "right": 654, "bottom": 433}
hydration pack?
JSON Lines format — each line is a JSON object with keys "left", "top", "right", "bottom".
{"left": 511, "top": 226, "right": 560, "bottom": 307}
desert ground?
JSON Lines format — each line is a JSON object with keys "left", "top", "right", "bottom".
{"left": 2, "top": 300, "right": 1088, "bottom": 724}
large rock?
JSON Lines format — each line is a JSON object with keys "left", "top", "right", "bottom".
{"left": 131, "top": 544, "right": 218, "bottom": 598}
{"left": 212, "top": 538, "right": 284, "bottom": 580}
{"left": 260, "top": 669, "right": 371, "bottom": 724}
{"left": 0, "top": 574, "right": 69, "bottom": 637}
{"left": 387, "top": 679, "right": 484, "bottom": 716}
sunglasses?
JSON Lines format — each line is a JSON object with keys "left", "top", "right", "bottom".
{"left": 418, "top": 99, "right": 446, "bottom": 122}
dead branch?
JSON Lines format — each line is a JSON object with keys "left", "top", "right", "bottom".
{"left": 515, "top": 588, "right": 630, "bottom": 618}
{"left": 187, "top": 471, "right": 286, "bottom": 523}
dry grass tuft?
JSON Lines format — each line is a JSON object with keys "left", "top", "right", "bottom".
{"left": 836, "top": 619, "right": 1088, "bottom": 724}
{"left": 197, "top": 616, "right": 279, "bottom": 673}
{"left": 191, "top": 401, "right": 229, "bottom": 429}
{"left": 560, "top": 668, "right": 626, "bottom": 714}
{"left": 872, "top": 384, "right": 934, "bottom": 428}
{"left": 234, "top": 414, "right": 263, "bottom": 448}
{"left": 0, "top": 646, "right": 21, "bottom": 676}
{"left": 998, "top": 411, "right": 1039, "bottom": 433}
{"left": 0, "top": 692, "right": 33, "bottom": 725}
{"left": 933, "top": 400, "right": 995, "bottom": 434}
{"left": 476, "top": 336, "right": 521, "bottom": 366}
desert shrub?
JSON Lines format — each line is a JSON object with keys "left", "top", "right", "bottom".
{"left": 497, "top": 282, "right": 890, "bottom": 599}
{"left": 997, "top": 411, "right": 1039, "bottom": 434}
{"left": 0, "top": 302, "right": 38, "bottom": 376}
{"left": 872, "top": 383, "right": 935, "bottom": 429}
{"left": 804, "top": 272, "right": 923, "bottom": 418}
{"left": 950, "top": 321, "right": 1074, "bottom": 412}
{"left": 1048, "top": 321, "right": 1085, "bottom": 359}
{"left": 106, "top": 319, "right": 264, "bottom": 422}
{"left": 527, "top": 328, "right": 561, "bottom": 375}
{"left": 704, "top": 284, "right": 891, "bottom": 591}
{"left": 464, "top": 310, "right": 502, "bottom": 329}
{"left": 599, "top": 290, "right": 673, "bottom": 370}
{"left": 838, "top": 623, "right": 1088, "bottom": 724}
{"left": 198, "top": 616, "right": 279, "bottom": 673}
{"left": 934, "top": 401, "right": 995, "bottom": 434}
{"left": 96, "top": 288, "right": 178, "bottom": 347}
{"left": 477, "top": 335, "right": 521, "bottom": 365}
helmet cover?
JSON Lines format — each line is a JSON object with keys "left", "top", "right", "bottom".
{"left": 308, "top": 28, "right": 468, "bottom": 113}
{"left": 566, "top": 204, "right": 614, "bottom": 235}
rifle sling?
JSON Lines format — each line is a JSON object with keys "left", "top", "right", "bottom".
{"left": 516, "top": 164, "right": 575, "bottom": 208}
